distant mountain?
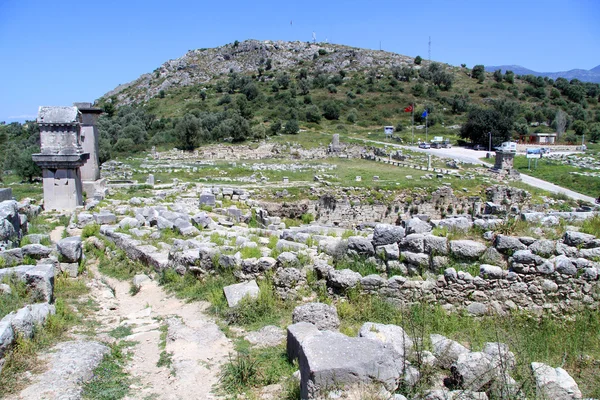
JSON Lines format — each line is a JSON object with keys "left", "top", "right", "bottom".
{"left": 485, "top": 64, "right": 600, "bottom": 83}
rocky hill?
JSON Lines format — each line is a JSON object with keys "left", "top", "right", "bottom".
{"left": 102, "top": 40, "right": 414, "bottom": 106}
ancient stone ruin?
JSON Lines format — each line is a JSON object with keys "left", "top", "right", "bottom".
{"left": 74, "top": 102, "right": 107, "bottom": 200}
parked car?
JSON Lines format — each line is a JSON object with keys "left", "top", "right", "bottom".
{"left": 473, "top": 144, "right": 485, "bottom": 151}
{"left": 540, "top": 147, "right": 551, "bottom": 155}
{"left": 418, "top": 143, "right": 431, "bottom": 149}
{"left": 441, "top": 141, "right": 452, "bottom": 148}
{"left": 431, "top": 142, "right": 442, "bottom": 149}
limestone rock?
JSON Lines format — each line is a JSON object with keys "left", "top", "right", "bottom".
{"left": 449, "top": 240, "right": 487, "bottom": 260}
{"left": 531, "top": 362, "right": 582, "bottom": 400}
{"left": 327, "top": 269, "right": 361, "bottom": 290}
{"left": 430, "top": 334, "right": 470, "bottom": 368}
{"left": 358, "top": 322, "right": 413, "bottom": 359}
{"left": 298, "top": 330, "right": 404, "bottom": 399}
{"left": 223, "top": 280, "right": 260, "bottom": 307}
{"left": 21, "top": 244, "right": 52, "bottom": 259}
{"left": 245, "top": 325, "right": 286, "bottom": 348}
{"left": 347, "top": 236, "right": 375, "bottom": 256}
{"left": 372, "top": 224, "right": 405, "bottom": 246}
{"left": 57, "top": 236, "right": 83, "bottom": 263}
{"left": 292, "top": 302, "right": 340, "bottom": 331}
{"left": 405, "top": 218, "right": 432, "bottom": 235}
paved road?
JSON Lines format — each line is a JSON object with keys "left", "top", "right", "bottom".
{"left": 360, "top": 139, "right": 597, "bottom": 204}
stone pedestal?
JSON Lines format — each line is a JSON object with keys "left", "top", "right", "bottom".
{"left": 32, "top": 106, "right": 89, "bottom": 211}
{"left": 491, "top": 150, "right": 520, "bottom": 179}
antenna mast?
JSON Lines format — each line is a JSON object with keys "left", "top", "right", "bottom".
{"left": 428, "top": 36, "right": 431, "bottom": 63}
{"left": 312, "top": 32, "right": 316, "bottom": 44}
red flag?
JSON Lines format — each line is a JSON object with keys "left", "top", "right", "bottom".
{"left": 404, "top": 105, "right": 413, "bottom": 112}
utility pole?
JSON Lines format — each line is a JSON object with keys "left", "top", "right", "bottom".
{"left": 428, "top": 36, "right": 431, "bottom": 63}
{"left": 488, "top": 132, "right": 492, "bottom": 152}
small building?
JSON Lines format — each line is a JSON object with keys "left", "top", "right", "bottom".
{"left": 519, "top": 132, "right": 557, "bottom": 145}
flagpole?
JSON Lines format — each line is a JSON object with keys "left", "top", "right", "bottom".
{"left": 425, "top": 111, "right": 428, "bottom": 143}
{"left": 411, "top": 103, "right": 414, "bottom": 145}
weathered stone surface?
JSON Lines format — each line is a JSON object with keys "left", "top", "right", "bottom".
{"left": 358, "top": 322, "right": 413, "bottom": 359}
{"left": 298, "top": 330, "right": 404, "bottom": 399}
{"left": 21, "top": 244, "right": 52, "bottom": 259}
{"left": 467, "top": 302, "right": 488, "bottom": 316}
{"left": 376, "top": 243, "right": 399, "bottom": 261}
{"left": 563, "top": 231, "right": 595, "bottom": 248}
{"left": 292, "top": 302, "right": 340, "bottom": 331}
{"left": 482, "top": 342, "right": 516, "bottom": 370}
{"left": 529, "top": 239, "right": 556, "bottom": 257}
{"left": 327, "top": 269, "right": 361, "bottom": 290}
{"left": 0, "top": 319, "right": 15, "bottom": 359}
{"left": 437, "top": 217, "right": 472, "bottom": 232}
{"left": 479, "top": 264, "right": 504, "bottom": 279}
{"left": 199, "top": 192, "right": 216, "bottom": 206}
{"left": 191, "top": 212, "right": 214, "bottom": 229}
{"left": 405, "top": 218, "right": 432, "bottom": 235}
{"left": 30, "top": 302, "right": 56, "bottom": 325}
{"left": 399, "top": 234, "right": 425, "bottom": 253}
{"left": 274, "top": 267, "right": 305, "bottom": 289}
{"left": 11, "top": 306, "right": 35, "bottom": 339}
{"left": 430, "top": 334, "right": 469, "bottom": 368}
{"left": 494, "top": 235, "right": 527, "bottom": 253}
{"left": 277, "top": 252, "right": 300, "bottom": 268}
{"left": 423, "top": 235, "right": 448, "bottom": 255}
{"left": 555, "top": 255, "right": 577, "bottom": 276}
{"left": 287, "top": 322, "right": 321, "bottom": 362}
{"left": 15, "top": 340, "right": 109, "bottom": 400}
{"left": 95, "top": 211, "right": 116, "bottom": 225}
{"left": 531, "top": 362, "right": 582, "bottom": 400}
{"left": 223, "top": 280, "right": 260, "bottom": 307}
{"left": 451, "top": 352, "right": 495, "bottom": 392}
{"left": 57, "top": 236, "right": 83, "bottom": 263}
{"left": 118, "top": 217, "right": 141, "bottom": 229}
{"left": 0, "top": 248, "right": 23, "bottom": 266}
{"left": 347, "top": 236, "right": 375, "bottom": 256}
{"left": 449, "top": 240, "right": 487, "bottom": 260}
{"left": 245, "top": 325, "right": 286, "bottom": 348}
{"left": 372, "top": 224, "right": 405, "bottom": 246}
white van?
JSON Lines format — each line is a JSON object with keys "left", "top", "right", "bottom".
{"left": 496, "top": 141, "right": 517, "bottom": 152}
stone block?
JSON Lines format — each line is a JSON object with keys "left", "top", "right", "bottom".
{"left": 292, "top": 302, "right": 340, "bottom": 331}
{"left": 57, "top": 236, "right": 83, "bottom": 263}
{"left": 298, "top": 330, "right": 404, "bottom": 399}
{"left": 223, "top": 280, "right": 260, "bottom": 307}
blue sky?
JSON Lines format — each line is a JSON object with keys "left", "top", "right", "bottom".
{"left": 1, "top": 0, "right": 598, "bottom": 123}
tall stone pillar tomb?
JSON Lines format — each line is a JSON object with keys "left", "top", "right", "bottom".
{"left": 32, "top": 106, "right": 89, "bottom": 211}
{"left": 74, "top": 102, "right": 106, "bottom": 199}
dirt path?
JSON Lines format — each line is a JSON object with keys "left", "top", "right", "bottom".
{"left": 87, "top": 268, "right": 233, "bottom": 400}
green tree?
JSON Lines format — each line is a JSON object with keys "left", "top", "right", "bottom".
{"left": 284, "top": 119, "right": 299, "bottom": 134}
{"left": 472, "top": 65, "right": 485, "bottom": 83}
{"left": 493, "top": 69, "right": 503, "bottom": 82}
{"left": 14, "top": 146, "right": 41, "bottom": 182}
{"left": 460, "top": 101, "right": 517, "bottom": 145}
{"left": 588, "top": 123, "right": 600, "bottom": 142}
{"left": 504, "top": 70, "right": 514, "bottom": 84}
{"left": 414, "top": 55, "right": 422, "bottom": 65}
{"left": 305, "top": 105, "right": 322, "bottom": 123}
{"left": 175, "top": 114, "right": 203, "bottom": 150}
{"left": 322, "top": 101, "right": 340, "bottom": 120}
{"left": 572, "top": 120, "right": 588, "bottom": 136}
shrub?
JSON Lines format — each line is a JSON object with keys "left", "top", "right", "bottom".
{"left": 322, "top": 101, "right": 340, "bottom": 120}
{"left": 414, "top": 55, "right": 422, "bottom": 65}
